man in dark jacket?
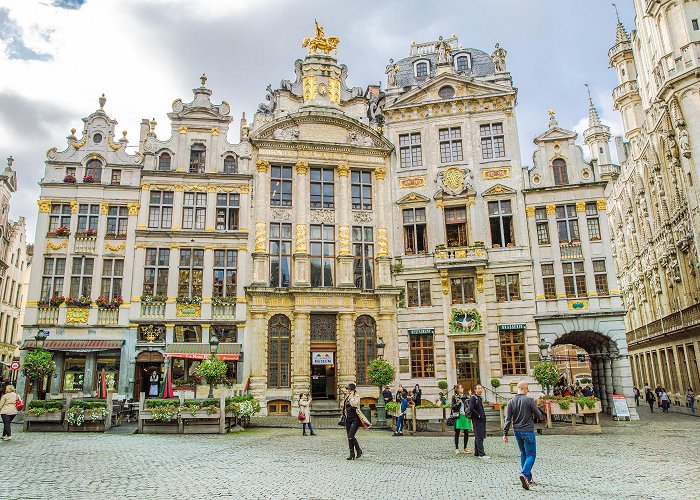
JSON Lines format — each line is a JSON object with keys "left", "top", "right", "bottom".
{"left": 382, "top": 386, "right": 393, "bottom": 405}
{"left": 468, "top": 384, "right": 488, "bottom": 458}
{"left": 503, "top": 381, "right": 544, "bottom": 490}
{"left": 412, "top": 384, "right": 422, "bottom": 406}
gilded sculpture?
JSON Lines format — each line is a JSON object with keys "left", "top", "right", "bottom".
{"left": 302, "top": 20, "right": 340, "bottom": 55}
{"left": 254, "top": 222, "right": 267, "bottom": 252}
{"left": 295, "top": 224, "right": 308, "bottom": 253}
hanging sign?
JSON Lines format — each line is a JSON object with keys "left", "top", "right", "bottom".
{"left": 498, "top": 323, "right": 526, "bottom": 331}
{"left": 312, "top": 352, "right": 334, "bottom": 365}
{"left": 407, "top": 328, "right": 434, "bottom": 335}
{"left": 612, "top": 394, "right": 630, "bottom": 418}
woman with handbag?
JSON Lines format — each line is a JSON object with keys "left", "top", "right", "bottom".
{"left": 298, "top": 393, "right": 316, "bottom": 436}
{"left": 340, "top": 383, "right": 364, "bottom": 460}
{"left": 0, "top": 384, "right": 21, "bottom": 441}
{"left": 451, "top": 384, "right": 471, "bottom": 455}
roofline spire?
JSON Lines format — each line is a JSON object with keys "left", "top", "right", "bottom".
{"left": 585, "top": 84, "right": 601, "bottom": 127}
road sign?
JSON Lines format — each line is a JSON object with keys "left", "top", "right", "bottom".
{"left": 9, "top": 361, "right": 20, "bottom": 371}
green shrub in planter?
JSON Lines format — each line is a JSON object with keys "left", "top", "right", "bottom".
{"left": 491, "top": 378, "right": 501, "bottom": 390}
{"left": 26, "top": 400, "right": 63, "bottom": 416}
{"left": 66, "top": 400, "right": 107, "bottom": 426}
{"left": 438, "top": 380, "right": 448, "bottom": 391}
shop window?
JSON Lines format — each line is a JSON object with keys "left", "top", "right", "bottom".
{"left": 410, "top": 333, "right": 434, "bottom": 378}
{"left": 499, "top": 329, "right": 527, "bottom": 376}
{"left": 171, "top": 358, "right": 202, "bottom": 386}
{"left": 62, "top": 355, "right": 86, "bottom": 392}
{"left": 355, "top": 315, "right": 376, "bottom": 385}
{"left": 267, "top": 400, "right": 291, "bottom": 416}
{"left": 96, "top": 355, "right": 119, "bottom": 391}
{"left": 268, "top": 315, "right": 291, "bottom": 388}
{"left": 174, "top": 325, "right": 202, "bottom": 343}
{"left": 211, "top": 325, "right": 238, "bottom": 343}
{"left": 403, "top": 207, "right": 427, "bottom": 255}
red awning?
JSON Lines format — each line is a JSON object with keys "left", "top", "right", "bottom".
{"left": 20, "top": 339, "right": 124, "bottom": 351}
{"left": 163, "top": 342, "right": 241, "bottom": 361}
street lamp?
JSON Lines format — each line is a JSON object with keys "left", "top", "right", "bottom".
{"left": 35, "top": 330, "right": 49, "bottom": 349}
{"left": 208, "top": 334, "right": 220, "bottom": 398}
{"left": 538, "top": 340, "right": 550, "bottom": 360}
{"left": 375, "top": 336, "right": 388, "bottom": 428}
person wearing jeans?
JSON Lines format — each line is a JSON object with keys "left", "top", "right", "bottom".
{"left": 394, "top": 391, "right": 408, "bottom": 436}
{"left": 503, "top": 381, "right": 544, "bottom": 490}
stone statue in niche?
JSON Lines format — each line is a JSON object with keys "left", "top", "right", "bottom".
{"left": 435, "top": 36, "right": 451, "bottom": 64}
{"left": 492, "top": 43, "right": 507, "bottom": 72}
{"left": 385, "top": 59, "right": 399, "bottom": 88}
{"left": 678, "top": 126, "right": 691, "bottom": 158}
{"left": 257, "top": 84, "right": 276, "bottom": 115}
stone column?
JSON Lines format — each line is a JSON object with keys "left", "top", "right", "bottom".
{"left": 374, "top": 166, "right": 392, "bottom": 287}
{"left": 201, "top": 247, "right": 215, "bottom": 319}
{"left": 248, "top": 311, "right": 268, "bottom": 409}
{"left": 50, "top": 351, "right": 64, "bottom": 396}
{"left": 335, "top": 163, "right": 354, "bottom": 287}
{"left": 337, "top": 312, "right": 356, "bottom": 393}
{"left": 293, "top": 161, "right": 310, "bottom": 287}
{"left": 291, "top": 311, "right": 310, "bottom": 413}
{"left": 252, "top": 160, "right": 270, "bottom": 286}
{"left": 205, "top": 187, "right": 217, "bottom": 231}
{"left": 604, "top": 356, "right": 614, "bottom": 414}
{"left": 171, "top": 188, "right": 184, "bottom": 230}
{"left": 136, "top": 185, "right": 150, "bottom": 229}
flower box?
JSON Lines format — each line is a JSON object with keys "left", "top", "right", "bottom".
{"left": 414, "top": 407, "right": 446, "bottom": 420}
{"left": 548, "top": 401, "right": 576, "bottom": 415}
{"left": 179, "top": 409, "right": 220, "bottom": 419}
{"left": 82, "top": 175, "right": 95, "bottom": 183}
{"left": 52, "top": 227, "right": 70, "bottom": 237}
{"left": 577, "top": 401, "right": 602, "bottom": 414}
{"left": 63, "top": 174, "right": 76, "bottom": 183}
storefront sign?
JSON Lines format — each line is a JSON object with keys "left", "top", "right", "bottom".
{"left": 612, "top": 394, "right": 631, "bottom": 418}
{"left": 407, "top": 328, "right": 434, "bottom": 335}
{"left": 9, "top": 361, "right": 20, "bottom": 371}
{"left": 498, "top": 323, "right": 526, "bottom": 331}
{"left": 312, "top": 352, "right": 334, "bottom": 365}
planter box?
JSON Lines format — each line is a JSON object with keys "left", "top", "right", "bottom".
{"left": 577, "top": 401, "right": 602, "bottom": 414}
{"left": 23, "top": 411, "right": 64, "bottom": 432}
{"left": 547, "top": 402, "right": 576, "bottom": 415}
{"left": 139, "top": 410, "right": 180, "bottom": 433}
{"left": 67, "top": 416, "right": 107, "bottom": 432}
{"left": 179, "top": 409, "right": 220, "bottom": 419}
{"left": 414, "top": 407, "right": 446, "bottom": 420}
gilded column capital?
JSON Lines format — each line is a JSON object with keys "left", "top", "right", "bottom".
{"left": 575, "top": 201, "right": 586, "bottom": 213}
{"left": 337, "top": 163, "right": 350, "bottom": 176}
{"left": 338, "top": 225, "right": 350, "bottom": 255}
{"left": 38, "top": 200, "right": 52, "bottom": 213}
{"left": 256, "top": 159, "right": 270, "bottom": 173}
{"left": 545, "top": 204, "right": 556, "bottom": 216}
{"left": 127, "top": 203, "right": 140, "bottom": 216}
{"left": 525, "top": 205, "right": 536, "bottom": 217}
{"left": 295, "top": 224, "right": 308, "bottom": 253}
{"left": 100, "top": 202, "right": 109, "bottom": 215}
{"left": 295, "top": 161, "right": 309, "bottom": 175}
{"left": 254, "top": 222, "right": 267, "bottom": 252}
{"left": 377, "top": 227, "right": 389, "bottom": 257}
{"left": 597, "top": 199, "right": 607, "bottom": 211}
{"left": 70, "top": 200, "right": 78, "bottom": 214}
{"left": 375, "top": 167, "right": 388, "bottom": 180}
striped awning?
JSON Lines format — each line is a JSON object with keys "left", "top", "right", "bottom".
{"left": 164, "top": 342, "right": 241, "bottom": 361}
{"left": 20, "top": 339, "right": 124, "bottom": 351}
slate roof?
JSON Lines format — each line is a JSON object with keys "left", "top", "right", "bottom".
{"left": 394, "top": 48, "right": 495, "bottom": 88}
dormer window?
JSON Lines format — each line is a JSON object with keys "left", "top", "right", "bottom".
{"left": 454, "top": 54, "right": 471, "bottom": 72}
{"left": 223, "top": 155, "right": 238, "bottom": 174}
{"left": 552, "top": 158, "right": 569, "bottom": 186}
{"left": 189, "top": 144, "right": 206, "bottom": 173}
{"left": 414, "top": 60, "right": 429, "bottom": 80}
{"left": 85, "top": 159, "right": 102, "bottom": 182}
{"left": 158, "top": 153, "right": 171, "bottom": 171}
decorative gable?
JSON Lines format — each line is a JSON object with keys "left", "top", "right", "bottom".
{"left": 533, "top": 127, "right": 577, "bottom": 144}
{"left": 397, "top": 192, "right": 431, "bottom": 206}
{"left": 481, "top": 184, "right": 516, "bottom": 197}
{"left": 389, "top": 73, "right": 515, "bottom": 108}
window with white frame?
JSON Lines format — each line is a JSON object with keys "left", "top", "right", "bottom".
{"left": 106, "top": 206, "right": 128, "bottom": 238}
{"left": 414, "top": 60, "right": 429, "bottom": 79}
{"left": 351, "top": 170, "right": 372, "bottom": 210}
{"left": 101, "top": 259, "right": 124, "bottom": 300}
{"left": 77, "top": 204, "right": 99, "bottom": 234}
{"left": 563, "top": 261, "right": 587, "bottom": 298}
{"left": 480, "top": 123, "right": 505, "bottom": 159}
{"left": 41, "top": 257, "right": 65, "bottom": 301}
{"left": 182, "top": 192, "right": 206, "bottom": 230}
{"left": 213, "top": 249, "right": 238, "bottom": 298}
{"left": 352, "top": 226, "right": 374, "bottom": 290}
{"left": 158, "top": 153, "right": 171, "bottom": 171}
{"left": 310, "top": 167, "right": 335, "bottom": 208}
{"left": 48, "top": 204, "right": 71, "bottom": 233}
{"left": 216, "top": 193, "right": 239, "bottom": 231}
{"left": 454, "top": 54, "right": 471, "bottom": 72}
{"left": 70, "top": 257, "right": 94, "bottom": 298}
{"left": 189, "top": 144, "right": 206, "bottom": 173}
{"left": 586, "top": 202, "right": 601, "bottom": 241}
{"left": 399, "top": 133, "right": 422, "bottom": 168}
{"left": 488, "top": 200, "right": 514, "bottom": 247}
{"left": 143, "top": 248, "right": 169, "bottom": 296}
{"left": 535, "top": 207, "right": 550, "bottom": 245}
{"left": 541, "top": 263, "right": 556, "bottom": 299}
{"left": 450, "top": 277, "right": 475, "bottom": 304}
{"left": 495, "top": 274, "right": 520, "bottom": 301}
{"left": 223, "top": 155, "right": 238, "bottom": 174}
{"left": 178, "top": 249, "right": 204, "bottom": 298}
{"left": 593, "top": 259, "right": 609, "bottom": 295}
{"left": 556, "top": 204, "right": 579, "bottom": 242}
{"left": 439, "top": 127, "right": 463, "bottom": 163}
{"left": 148, "top": 191, "right": 173, "bottom": 229}
{"left": 310, "top": 224, "right": 335, "bottom": 287}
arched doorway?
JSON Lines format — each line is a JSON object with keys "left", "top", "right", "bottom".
{"left": 134, "top": 351, "right": 164, "bottom": 399}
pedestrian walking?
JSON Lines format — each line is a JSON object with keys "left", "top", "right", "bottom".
{"left": 394, "top": 390, "right": 408, "bottom": 436}
{"left": 645, "top": 387, "right": 655, "bottom": 412}
{"left": 0, "top": 384, "right": 20, "bottom": 441}
{"left": 340, "top": 383, "right": 363, "bottom": 460}
{"left": 632, "top": 386, "right": 640, "bottom": 407}
{"left": 503, "top": 381, "right": 544, "bottom": 491}
{"left": 412, "top": 384, "right": 422, "bottom": 406}
{"left": 298, "top": 393, "right": 316, "bottom": 436}
{"left": 655, "top": 384, "right": 663, "bottom": 407}
{"left": 660, "top": 389, "right": 670, "bottom": 413}
{"left": 687, "top": 387, "right": 696, "bottom": 414}
{"left": 469, "top": 384, "right": 489, "bottom": 458}
{"left": 451, "top": 384, "right": 471, "bottom": 454}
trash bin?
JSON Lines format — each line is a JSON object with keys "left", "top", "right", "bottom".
{"left": 361, "top": 406, "right": 372, "bottom": 423}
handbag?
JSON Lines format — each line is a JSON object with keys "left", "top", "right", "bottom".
{"left": 15, "top": 396, "right": 24, "bottom": 411}
{"left": 337, "top": 415, "right": 347, "bottom": 427}
{"left": 297, "top": 412, "right": 306, "bottom": 421}
{"left": 446, "top": 416, "right": 455, "bottom": 426}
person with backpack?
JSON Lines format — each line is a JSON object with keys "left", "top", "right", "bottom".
{"left": 660, "top": 389, "right": 670, "bottom": 413}
{"left": 451, "top": 384, "right": 471, "bottom": 455}
{"left": 0, "top": 384, "right": 21, "bottom": 441}
{"left": 393, "top": 390, "right": 409, "bottom": 436}
{"left": 468, "top": 384, "right": 489, "bottom": 458}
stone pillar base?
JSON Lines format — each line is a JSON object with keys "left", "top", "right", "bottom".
{"left": 336, "top": 254, "right": 355, "bottom": 287}
{"left": 293, "top": 253, "right": 310, "bottom": 287}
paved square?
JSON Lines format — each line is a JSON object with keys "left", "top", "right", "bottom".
{"left": 4, "top": 408, "right": 699, "bottom": 499}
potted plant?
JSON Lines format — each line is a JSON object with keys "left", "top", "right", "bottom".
{"left": 66, "top": 400, "right": 108, "bottom": 430}
{"left": 82, "top": 174, "right": 94, "bottom": 183}
{"left": 77, "top": 228, "right": 97, "bottom": 237}
{"left": 212, "top": 295, "right": 237, "bottom": 306}
{"left": 490, "top": 378, "right": 502, "bottom": 409}
{"left": 143, "top": 399, "right": 179, "bottom": 423}
{"left": 197, "top": 354, "right": 227, "bottom": 398}
{"left": 141, "top": 294, "right": 167, "bottom": 304}
{"left": 22, "top": 349, "right": 55, "bottom": 399}
{"left": 63, "top": 174, "right": 76, "bottom": 183}
{"left": 38, "top": 294, "right": 65, "bottom": 307}
{"left": 65, "top": 296, "right": 92, "bottom": 307}
{"left": 176, "top": 296, "right": 202, "bottom": 305}
{"left": 367, "top": 358, "right": 396, "bottom": 427}
{"left": 53, "top": 226, "right": 70, "bottom": 237}
{"left": 96, "top": 296, "right": 123, "bottom": 309}
{"left": 532, "top": 361, "right": 559, "bottom": 395}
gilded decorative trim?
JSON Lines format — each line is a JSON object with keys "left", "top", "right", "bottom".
{"left": 127, "top": 203, "right": 140, "bottom": 216}
{"left": 236, "top": 297, "right": 247, "bottom": 303}
{"left": 256, "top": 159, "right": 270, "bottom": 173}
{"left": 302, "top": 75, "right": 317, "bottom": 101}
{"left": 107, "top": 136, "right": 123, "bottom": 151}
{"left": 254, "top": 222, "right": 267, "bottom": 252}
{"left": 100, "top": 202, "right": 110, "bottom": 215}
{"left": 535, "top": 294, "right": 545, "bottom": 299}
{"left": 482, "top": 167, "right": 510, "bottom": 180}
{"left": 377, "top": 228, "right": 389, "bottom": 257}
{"left": 337, "top": 163, "right": 350, "bottom": 176}
{"left": 176, "top": 304, "right": 201, "bottom": 317}
{"left": 575, "top": 201, "right": 586, "bottom": 213}
{"left": 525, "top": 206, "right": 536, "bottom": 217}
{"left": 211, "top": 128, "right": 220, "bottom": 136}
{"left": 66, "top": 308, "right": 89, "bottom": 324}
{"left": 105, "top": 242, "right": 126, "bottom": 252}
{"left": 399, "top": 176, "right": 426, "bottom": 189}
{"left": 71, "top": 136, "right": 87, "bottom": 149}
{"left": 338, "top": 225, "right": 350, "bottom": 255}
{"left": 546, "top": 204, "right": 556, "bottom": 216}
{"left": 295, "top": 224, "right": 308, "bottom": 253}
{"left": 70, "top": 200, "right": 78, "bottom": 214}
{"left": 38, "top": 200, "right": 52, "bottom": 213}
{"left": 328, "top": 77, "right": 341, "bottom": 104}
{"left": 375, "top": 167, "right": 388, "bottom": 180}
{"left": 597, "top": 199, "right": 607, "bottom": 211}
{"left": 295, "top": 161, "right": 309, "bottom": 175}
{"left": 46, "top": 240, "right": 68, "bottom": 251}
{"left": 179, "top": 126, "right": 188, "bottom": 134}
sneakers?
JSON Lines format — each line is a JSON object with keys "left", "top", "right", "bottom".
{"left": 454, "top": 449, "right": 460, "bottom": 455}
{"left": 519, "top": 474, "right": 530, "bottom": 490}
{"left": 2, "top": 436, "right": 11, "bottom": 441}
{"left": 463, "top": 448, "right": 471, "bottom": 454}
{"left": 477, "top": 455, "right": 491, "bottom": 459}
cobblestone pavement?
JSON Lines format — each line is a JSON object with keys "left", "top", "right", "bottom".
{"left": 3, "top": 406, "right": 699, "bottom": 500}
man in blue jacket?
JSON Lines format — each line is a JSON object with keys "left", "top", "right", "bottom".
{"left": 503, "top": 381, "right": 544, "bottom": 490}
{"left": 393, "top": 391, "right": 409, "bottom": 436}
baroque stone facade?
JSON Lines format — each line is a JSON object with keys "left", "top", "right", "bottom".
{"left": 607, "top": 1, "right": 700, "bottom": 407}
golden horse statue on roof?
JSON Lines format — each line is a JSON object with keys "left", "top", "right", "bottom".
{"left": 302, "top": 20, "right": 340, "bottom": 55}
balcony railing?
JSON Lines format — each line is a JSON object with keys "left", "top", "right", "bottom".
{"left": 74, "top": 236, "right": 96, "bottom": 254}
{"left": 612, "top": 80, "right": 639, "bottom": 102}
{"left": 37, "top": 307, "right": 60, "bottom": 325}
{"left": 213, "top": 304, "right": 236, "bottom": 319}
{"left": 97, "top": 308, "right": 119, "bottom": 325}
{"left": 628, "top": 302, "right": 700, "bottom": 344}
{"left": 560, "top": 242, "right": 583, "bottom": 259}
{"left": 141, "top": 303, "right": 166, "bottom": 318}
{"left": 599, "top": 164, "right": 621, "bottom": 178}
{"left": 433, "top": 243, "right": 488, "bottom": 269}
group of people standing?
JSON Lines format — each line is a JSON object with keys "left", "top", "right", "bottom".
{"left": 641, "top": 383, "right": 696, "bottom": 414}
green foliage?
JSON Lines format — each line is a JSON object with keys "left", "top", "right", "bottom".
{"left": 197, "top": 355, "right": 227, "bottom": 385}
{"left": 580, "top": 378, "right": 591, "bottom": 384}
{"left": 556, "top": 397, "right": 573, "bottom": 410}
{"left": 438, "top": 380, "right": 448, "bottom": 391}
{"left": 532, "top": 361, "right": 560, "bottom": 394}
{"left": 224, "top": 395, "right": 261, "bottom": 417}
{"left": 576, "top": 396, "right": 598, "bottom": 409}
{"left": 385, "top": 401, "right": 399, "bottom": 413}
{"left": 68, "top": 400, "right": 107, "bottom": 410}
{"left": 22, "top": 349, "right": 55, "bottom": 383}
{"left": 490, "top": 378, "right": 501, "bottom": 389}
{"left": 26, "top": 400, "right": 63, "bottom": 416}
{"left": 150, "top": 405, "right": 178, "bottom": 421}
{"left": 141, "top": 295, "right": 167, "bottom": 304}
{"left": 66, "top": 401, "right": 107, "bottom": 426}
{"left": 144, "top": 399, "right": 179, "bottom": 409}
{"left": 367, "top": 359, "right": 396, "bottom": 388}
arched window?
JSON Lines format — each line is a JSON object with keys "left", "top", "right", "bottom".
{"left": 223, "top": 155, "right": 238, "bottom": 174}
{"left": 355, "top": 315, "right": 376, "bottom": 385}
{"left": 454, "top": 54, "right": 471, "bottom": 72}
{"left": 189, "top": 143, "right": 206, "bottom": 173}
{"left": 85, "top": 159, "right": 102, "bottom": 182}
{"left": 414, "top": 60, "right": 429, "bottom": 80}
{"left": 268, "top": 314, "right": 291, "bottom": 388}
{"left": 158, "top": 153, "right": 171, "bottom": 171}
{"left": 552, "top": 158, "right": 569, "bottom": 186}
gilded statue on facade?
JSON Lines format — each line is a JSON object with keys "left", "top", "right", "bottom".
{"left": 302, "top": 20, "right": 340, "bottom": 55}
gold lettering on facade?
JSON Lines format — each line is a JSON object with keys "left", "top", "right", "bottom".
{"left": 399, "top": 176, "right": 426, "bottom": 189}
{"left": 482, "top": 167, "right": 510, "bottom": 180}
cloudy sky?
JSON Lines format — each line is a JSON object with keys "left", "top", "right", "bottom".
{"left": 0, "top": 0, "right": 635, "bottom": 242}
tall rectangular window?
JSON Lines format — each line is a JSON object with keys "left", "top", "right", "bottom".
{"left": 269, "top": 223, "right": 292, "bottom": 287}
{"left": 556, "top": 204, "right": 579, "bottom": 242}
{"left": 189, "top": 144, "right": 206, "bottom": 173}
{"left": 586, "top": 202, "right": 601, "bottom": 241}
{"left": 182, "top": 192, "right": 206, "bottom": 230}
{"left": 500, "top": 329, "right": 527, "bottom": 375}
{"left": 143, "top": 248, "right": 169, "bottom": 296}
{"left": 310, "top": 224, "right": 335, "bottom": 287}
{"left": 106, "top": 206, "right": 128, "bottom": 238}
{"left": 40, "top": 257, "right": 65, "bottom": 301}
{"left": 535, "top": 207, "right": 550, "bottom": 245}
{"left": 488, "top": 200, "right": 514, "bottom": 247}
{"left": 216, "top": 193, "right": 239, "bottom": 231}
{"left": 48, "top": 204, "right": 71, "bottom": 233}
{"left": 399, "top": 133, "right": 422, "bottom": 168}
{"left": 351, "top": 170, "right": 372, "bottom": 210}
{"left": 352, "top": 226, "right": 374, "bottom": 290}
{"left": 439, "top": 127, "right": 463, "bottom": 163}
{"left": 70, "top": 257, "right": 94, "bottom": 298}
{"left": 407, "top": 279, "right": 431, "bottom": 307}
{"left": 445, "top": 206, "right": 468, "bottom": 247}
{"left": 403, "top": 207, "right": 427, "bottom": 255}
{"left": 410, "top": 334, "right": 434, "bottom": 378}
{"left": 100, "top": 259, "right": 124, "bottom": 299}
{"left": 450, "top": 277, "right": 475, "bottom": 304}
{"left": 110, "top": 169, "right": 121, "bottom": 186}
{"left": 310, "top": 167, "right": 334, "bottom": 208}
{"left": 563, "top": 261, "right": 587, "bottom": 298}
{"left": 178, "top": 249, "right": 204, "bottom": 298}
{"left": 480, "top": 122, "right": 505, "bottom": 159}
{"left": 593, "top": 259, "right": 609, "bottom": 295}
{"left": 495, "top": 274, "right": 520, "bottom": 302}
{"left": 77, "top": 204, "right": 99, "bottom": 234}
{"left": 148, "top": 191, "right": 173, "bottom": 229}
{"left": 270, "top": 165, "right": 293, "bottom": 207}
{"left": 541, "top": 263, "right": 556, "bottom": 299}
{"left": 213, "top": 250, "right": 238, "bottom": 297}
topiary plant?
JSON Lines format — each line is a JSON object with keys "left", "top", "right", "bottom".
{"left": 23, "top": 349, "right": 56, "bottom": 398}
{"left": 367, "top": 359, "right": 396, "bottom": 389}
{"left": 197, "top": 354, "right": 228, "bottom": 398}
{"left": 491, "top": 378, "right": 501, "bottom": 390}
{"left": 532, "top": 361, "right": 560, "bottom": 395}
{"left": 438, "top": 380, "right": 448, "bottom": 391}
